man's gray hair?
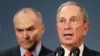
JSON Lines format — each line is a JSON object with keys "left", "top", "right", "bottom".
{"left": 57, "top": 1, "right": 88, "bottom": 23}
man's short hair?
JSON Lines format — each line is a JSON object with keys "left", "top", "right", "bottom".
{"left": 13, "top": 8, "right": 43, "bottom": 24}
{"left": 57, "top": 1, "right": 88, "bottom": 23}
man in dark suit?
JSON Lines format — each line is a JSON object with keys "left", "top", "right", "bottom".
{"left": 48, "top": 1, "right": 100, "bottom": 56}
{"left": 0, "top": 8, "right": 52, "bottom": 56}
{"left": 48, "top": 46, "right": 100, "bottom": 56}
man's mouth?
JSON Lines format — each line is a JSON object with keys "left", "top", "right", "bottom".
{"left": 22, "top": 40, "right": 32, "bottom": 43}
{"left": 63, "top": 33, "right": 73, "bottom": 36}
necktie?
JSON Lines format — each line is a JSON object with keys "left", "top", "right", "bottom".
{"left": 24, "top": 51, "right": 33, "bottom": 56}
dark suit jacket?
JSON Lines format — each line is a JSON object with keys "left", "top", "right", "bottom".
{"left": 82, "top": 46, "right": 100, "bottom": 56}
{"left": 47, "top": 46, "right": 100, "bottom": 56}
{"left": 0, "top": 45, "right": 53, "bottom": 56}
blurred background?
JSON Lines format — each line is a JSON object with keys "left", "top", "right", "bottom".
{"left": 0, "top": 0, "right": 100, "bottom": 52}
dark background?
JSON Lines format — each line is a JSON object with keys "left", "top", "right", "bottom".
{"left": 0, "top": 0, "right": 100, "bottom": 52}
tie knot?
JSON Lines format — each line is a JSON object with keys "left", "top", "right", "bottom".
{"left": 25, "top": 51, "right": 33, "bottom": 56}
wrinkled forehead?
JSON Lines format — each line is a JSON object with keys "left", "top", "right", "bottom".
{"left": 60, "top": 5, "right": 81, "bottom": 13}
{"left": 14, "top": 10, "right": 42, "bottom": 28}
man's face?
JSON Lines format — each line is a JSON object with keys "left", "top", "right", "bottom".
{"left": 56, "top": 5, "right": 89, "bottom": 47}
{"left": 14, "top": 11, "right": 44, "bottom": 50}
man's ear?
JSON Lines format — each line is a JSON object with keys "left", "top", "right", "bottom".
{"left": 84, "top": 22, "right": 90, "bottom": 35}
{"left": 56, "top": 23, "right": 58, "bottom": 30}
{"left": 41, "top": 24, "right": 45, "bottom": 34}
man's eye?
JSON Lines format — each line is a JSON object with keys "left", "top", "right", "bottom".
{"left": 59, "top": 19, "right": 64, "bottom": 22}
{"left": 16, "top": 29, "right": 23, "bottom": 32}
{"left": 72, "top": 19, "right": 76, "bottom": 22}
{"left": 71, "top": 19, "right": 77, "bottom": 22}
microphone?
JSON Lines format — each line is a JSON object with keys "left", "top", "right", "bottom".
{"left": 54, "top": 47, "right": 65, "bottom": 56}
{"left": 70, "top": 47, "right": 80, "bottom": 56}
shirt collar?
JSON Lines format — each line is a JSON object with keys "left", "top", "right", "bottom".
{"left": 20, "top": 41, "right": 42, "bottom": 56}
{"left": 61, "top": 43, "right": 84, "bottom": 56}
{"left": 79, "top": 43, "right": 84, "bottom": 56}
{"left": 61, "top": 45, "right": 70, "bottom": 56}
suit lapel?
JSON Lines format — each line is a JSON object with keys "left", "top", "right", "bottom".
{"left": 39, "top": 45, "right": 46, "bottom": 56}
{"left": 39, "top": 45, "right": 52, "bottom": 56}
{"left": 83, "top": 46, "right": 90, "bottom": 56}
{"left": 83, "top": 46, "right": 96, "bottom": 56}
{"left": 10, "top": 46, "right": 21, "bottom": 56}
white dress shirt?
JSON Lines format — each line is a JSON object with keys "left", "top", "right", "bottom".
{"left": 20, "top": 41, "right": 42, "bottom": 56}
{"left": 61, "top": 43, "right": 84, "bottom": 56}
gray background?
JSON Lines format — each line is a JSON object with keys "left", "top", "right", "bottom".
{"left": 0, "top": 0, "right": 100, "bottom": 52}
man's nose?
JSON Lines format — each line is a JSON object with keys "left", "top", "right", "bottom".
{"left": 64, "top": 22, "right": 72, "bottom": 30}
{"left": 23, "top": 31, "right": 29, "bottom": 39}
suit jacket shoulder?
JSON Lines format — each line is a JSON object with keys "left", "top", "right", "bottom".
{"left": 83, "top": 46, "right": 100, "bottom": 56}
{"left": 0, "top": 46, "right": 20, "bottom": 56}
{"left": 47, "top": 46, "right": 100, "bottom": 56}
{"left": 39, "top": 45, "right": 53, "bottom": 56}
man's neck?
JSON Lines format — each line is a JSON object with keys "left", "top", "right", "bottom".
{"left": 62, "top": 42, "right": 83, "bottom": 50}
{"left": 20, "top": 41, "right": 42, "bottom": 56}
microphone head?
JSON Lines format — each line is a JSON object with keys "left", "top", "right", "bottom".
{"left": 55, "top": 47, "right": 65, "bottom": 56}
{"left": 70, "top": 47, "right": 80, "bottom": 56}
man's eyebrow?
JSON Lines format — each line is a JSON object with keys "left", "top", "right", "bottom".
{"left": 15, "top": 28, "right": 23, "bottom": 31}
{"left": 16, "top": 28, "right": 23, "bottom": 30}
{"left": 15, "top": 25, "right": 34, "bottom": 30}
{"left": 26, "top": 25, "right": 35, "bottom": 29}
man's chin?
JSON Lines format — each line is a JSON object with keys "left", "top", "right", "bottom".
{"left": 63, "top": 41, "right": 75, "bottom": 46}
{"left": 20, "top": 41, "right": 38, "bottom": 50}
{"left": 21, "top": 45, "right": 35, "bottom": 50}
{"left": 23, "top": 46, "right": 31, "bottom": 49}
